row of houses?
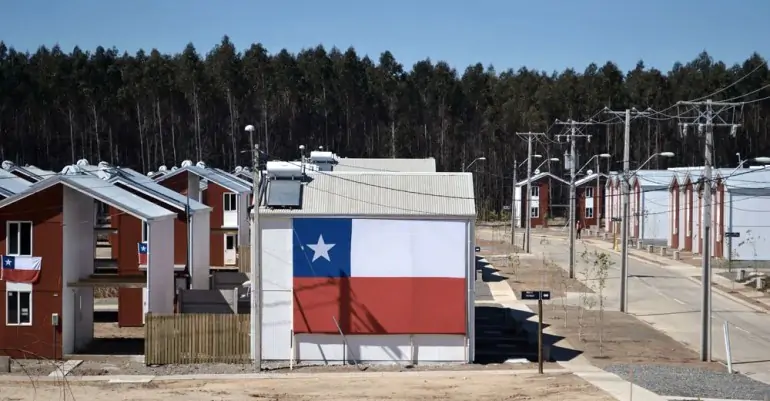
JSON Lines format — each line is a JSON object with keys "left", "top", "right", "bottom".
{"left": 0, "top": 153, "right": 479, "bottom": 364}
{"left": 604, "top": 166, "right": 770, "bottom": 261}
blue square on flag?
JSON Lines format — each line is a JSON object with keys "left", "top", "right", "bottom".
{"left": 293, "top": 218, "right": 352, "bottom": 278}
{"left": 2, "top": 255, "right": 14, "bottom": 269}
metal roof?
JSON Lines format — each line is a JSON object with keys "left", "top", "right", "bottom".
{"left": 332, "top": 158, "right": 437, "bottom": 172}
{"left": 108, "top": 170, "right": 211, "bottom": 214}
{"left": 574, "top": 173, "right": 608, "bottom": 187}
{"left": 0, "top": 174, "right": 176, "bottom": 221}
{"left": 0, "top": 168, "right": 32, "bottom": 195}
{"left": 259, "top": 172, "right": 475, "bottom": 217}
{"left": 720, "top": 168, "right": 770, "bottom": 190}
{"left": 213, "top": 168, "right": 253, "bottom": 188}
{"left": 156, "top": 165, "right": 250, "bottom": 193}
{"left": 630, "top": 170, "right": 677, "bottom": 189}
{"left": 515, "top": 171, "right": 569, "bottom": 187}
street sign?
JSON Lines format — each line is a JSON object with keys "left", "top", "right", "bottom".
{"left": 503, "top": 205, "right": 512, "bottom": 211}
{"left": 521, "top": 291, "right": 551, "bottom": 300}
{"left": 725, "top": 232, "right": 740, "bottom": 238}
{"left": 475, "top": 246, "right": 481, "bottom": 252}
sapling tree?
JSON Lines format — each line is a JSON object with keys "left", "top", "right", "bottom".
{"left": 577, "top": 247, "right": 596, "bottom": 342}
{"left": 588, "top": 250, "right": 613, "bottom": 356}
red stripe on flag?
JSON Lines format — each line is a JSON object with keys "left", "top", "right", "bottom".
{"left": 3, "top": 269, "right": 40, "bottom": 284}
{"left": 293, "top": 277, "right": 466, "bottom": 335}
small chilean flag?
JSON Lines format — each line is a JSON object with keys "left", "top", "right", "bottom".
{"left": 138, "top": 242, "right": 148, "bottom": 265}
{"left": 1, "top": 255, "right": 42, "bottom": 284}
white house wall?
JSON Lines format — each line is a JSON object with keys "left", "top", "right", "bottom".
{"left": 237, "top": 193, "right": 250, "bottom": 247}
{"left": 257, "top": 216, "right": 472, "bottom": 363}
{"left": 62, "top": 187, "right": 95, "bottom": 354}
{"left": 191, "top": 212, "right": 211, "bottom": 289}
{"left": 694, "top": 195, "right": 703, "bottom": 254}
{"left": 727, "top": 194, "right": 770, "bottom": 261}
{"left": 640, "top": 190, "right": 670, "bottom": 242}
{"left": 677, "top": 189, "right": 686, "bottom": 250}
{"left": 147, "top": 218, "right": 175, "bottom": 314}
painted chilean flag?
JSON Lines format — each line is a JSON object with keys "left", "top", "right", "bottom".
{"left": 1, "top": 255, "right": 42, "bottom": 284}
{"left": 138, "top": 242, "right": 148, "bottom": 265}
{"left": 292, "top": 218, "right": 467, "bottom": 335}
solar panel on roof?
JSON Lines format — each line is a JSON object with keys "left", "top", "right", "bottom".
{"left": 266, "top": 180, "right": 302, "bottom": 208}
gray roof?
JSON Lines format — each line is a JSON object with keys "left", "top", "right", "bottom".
{"left": 156, "top": 165, "right": 250, "bottom": 193}
{"left": 0, "top": 168, "right": 32, "bottom": 195}
{"left": 108, "top": 169, "right": 211, "bottom": 214}
{"left": 214, "top": 168, "right": 253, "bottom": 188}
{"left": 0, "top": 174, "right": 176, "bottom": 221}
{"left": 575, "top": 173, "right": 608, "bottom": 187}
{"left": 720, "top": 168, "right": 770, "bottom": 190}
{"left": 332, "top": 158, "right": 437, "bottom": 173}
{"left": 259, "top": 172, "right": 475, "bottom": 217}
{"left": 515, "top": 171, "right": 569, "bottom": 187}
{"left": 2, "top": 165, "right": 53, "bottom": 182}
{"left": 630, "top": 170, "right": 677, "bottom": 189}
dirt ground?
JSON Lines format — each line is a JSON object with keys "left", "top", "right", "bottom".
{"left": 493, "top": 254, "right": 594, "bottom": 299}
{"left": 0, "top": 371, "right": 615, "bottom": 400}
{"left": 94, "top": 323, "right": 144, "bottom": 339}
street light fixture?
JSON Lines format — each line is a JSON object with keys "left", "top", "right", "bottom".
{"left": 463, "top": 156, "right": 486, "bottom": 172}
{"left": 517, "top": 154, "right": 542, "bottom": 169}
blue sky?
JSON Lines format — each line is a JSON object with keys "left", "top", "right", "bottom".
{"left": 2, "top": 0, "right": 768, "bottom": 74}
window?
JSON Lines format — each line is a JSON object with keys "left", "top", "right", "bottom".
{"left": 585, "top": 187, "right": 594, "bottom": 198}
{"left": 530, "top": 186, "right": 539, "bottom": 198}
{"left": 142, "top": 222, "right": 149, "bottom": 242}
{"left": 6, "top": 289, "right": 32, "bottom": 326}
{"left": 585, "top": 207, "right": 594, "bottom": 218}
{"left": 223, "top": 193, "right": 237, "bottom": 212}
{"left": 225, "top": 234, "right": 237, "bottom": 250}
{"left": 6, "top": 221, "right": 32, "bottom": 256}
{"left": 530, "top": 207, "right": 539, "bottom": 218}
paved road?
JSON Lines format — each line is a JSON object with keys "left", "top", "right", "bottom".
{"left": 497, "top": 231, "right": 770, "bottom": 385}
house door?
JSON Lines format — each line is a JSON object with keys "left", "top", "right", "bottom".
{"left": 225, "top": 234, "right": 237, "bottom": 265}
{"left": 142, "top": 288, "right": 148, "bottom": 324}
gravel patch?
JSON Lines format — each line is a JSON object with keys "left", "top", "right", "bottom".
{"left": 605, "top": 364, "right": 770, "bottom": 400}
{"left": 0, "top": 359, "right": 65, "bottom": 376}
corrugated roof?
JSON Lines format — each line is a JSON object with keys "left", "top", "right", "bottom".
{"left": 213, "top": 168, "right": 253, "bottom": 188}
{"left": 0, "top": 168, "right": 32, "bottom": 195}
{"left": 333, "top": 158, "right": 437, "bottom": 173}
{"left": 721, "top": 168, "right": 770, "bottom": 190}
{"left": 260, "top": 172, "right": 475, "bottom": 217}
{"left": 574, "top": 173, "right": 608, "bottom": 187}
{"left": 515, "top": 172, "right": 569, "bottom": 187}
{"left": 109, "top": 170, "right": 211, "bottom": 213}
{"left": 0, "top": 174, "right": 176, "bottom": 221}
{"left": 156, "top": 165, "right": 250, "bottom": 193}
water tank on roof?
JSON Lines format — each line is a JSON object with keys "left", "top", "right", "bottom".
{"left": 158, "top": 165, "right": 168, "bottom": 172}
{"left": 266, "top": 161, "right": 303, "bottom": 178}
{"left": 76, "top": 159, "right": 89, "bottom": 167}
{"left": 196, "top": 161, "right": 206, "bottom": 168}
{"left": 1, "top": 160, "right": 14, "bottom": 170}
{"left": 310, "top": 151, "right": 335, "bottom": 163}
{"left": 234, "top": 166, "right": 243, "bottom": 174}
{"left": 181, "top": 160, "right": 193, "bottom": 168}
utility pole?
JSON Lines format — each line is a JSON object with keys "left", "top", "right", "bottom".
{"left": 677, "top": 99, "right": 743, "bottom": 362}
{"left": 554, "top": 120, "right": 595, "bottom": 278}
{"left": 516, "top": 132, "right": 547, "bottom": 253}
{"left": 604, "top": 108, "right": 651, "bottom": 313}
{"left": 511, "top": 160, "right": 517, "bottom": 246}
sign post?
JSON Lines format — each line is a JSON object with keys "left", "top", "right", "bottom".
{"left": 521, "top": 290, "right": 551, "bottom": 374}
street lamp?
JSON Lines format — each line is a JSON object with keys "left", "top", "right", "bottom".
{"left": 244, "top": 123, "right": 262, "bottom": 368}
{"left": 619, "top": 151, "right": 675, "bottom": 313}
{"left": 524, "top": 158, "right": 560, "bottom": 253}
{"left": 463, "top": 156, "right": 486, "bottom": 172}
{"left": 517, "top": 154, "right": 542, "bottom": 169}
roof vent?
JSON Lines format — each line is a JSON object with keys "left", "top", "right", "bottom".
{"left": 1, "top": 160, "right": 14, "bottom": 170}
{"left": 586, "top": 169, "right": 593, "bottom": 175}
{"left": 234, "top": 166, "right": 243, "bottom": 174}
{"left": 97, "top": 161, "right": 111, "bottom": 169}
{"left": 181, "top": 160, "right": 193, "bottom": 168}
{"left": 147, "top": 171, "right": 154, "bottom": 176}
{"left": 158, "top": 165, "right": 168, "bottom": 172}
{"left": 534, "top": 168, "right": 541, "bottom": 175}
{"left": 171, "top": 166, "right": 179, "bottom": 171}
{"left": 76, "top": 159, "right": 90, "bottom": 167}
{"left": 61, "top": 164, "right": 82, "bottom": 174}
{"left": 266, "top": 161, "right": 303, "bottom": 179}
{"left": 309, "top": 151, "right": 336, "bottom": 163}
{"left": 196, "top": 161, "right": 206, "bottom": 169}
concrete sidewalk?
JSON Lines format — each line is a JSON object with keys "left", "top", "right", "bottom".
{"left": 485, "top": 270, "right": 667, "bottom": 401}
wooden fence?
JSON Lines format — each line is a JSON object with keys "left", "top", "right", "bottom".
{"left": 145, "top": 313, "right": 250, "bottom": 365}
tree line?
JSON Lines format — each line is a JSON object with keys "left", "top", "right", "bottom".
{"left": 1, "top": 36, "right": 769, "bottom": 216}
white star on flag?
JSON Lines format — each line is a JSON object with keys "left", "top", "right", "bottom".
{"left": 307, "top": 235, "right": 335, "bottom": 262}
{"left": 4, "top": 258, "right": 11, "bottom": 267}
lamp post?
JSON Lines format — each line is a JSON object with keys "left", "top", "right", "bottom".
{"left": 245, "top": 124, "right": 262, "bottom": 369}
{"left": 619, "top": 151, "right": 675, "bottom": 312}
{"left": 463, "top": 156, "right": 487, "bottom": 172}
